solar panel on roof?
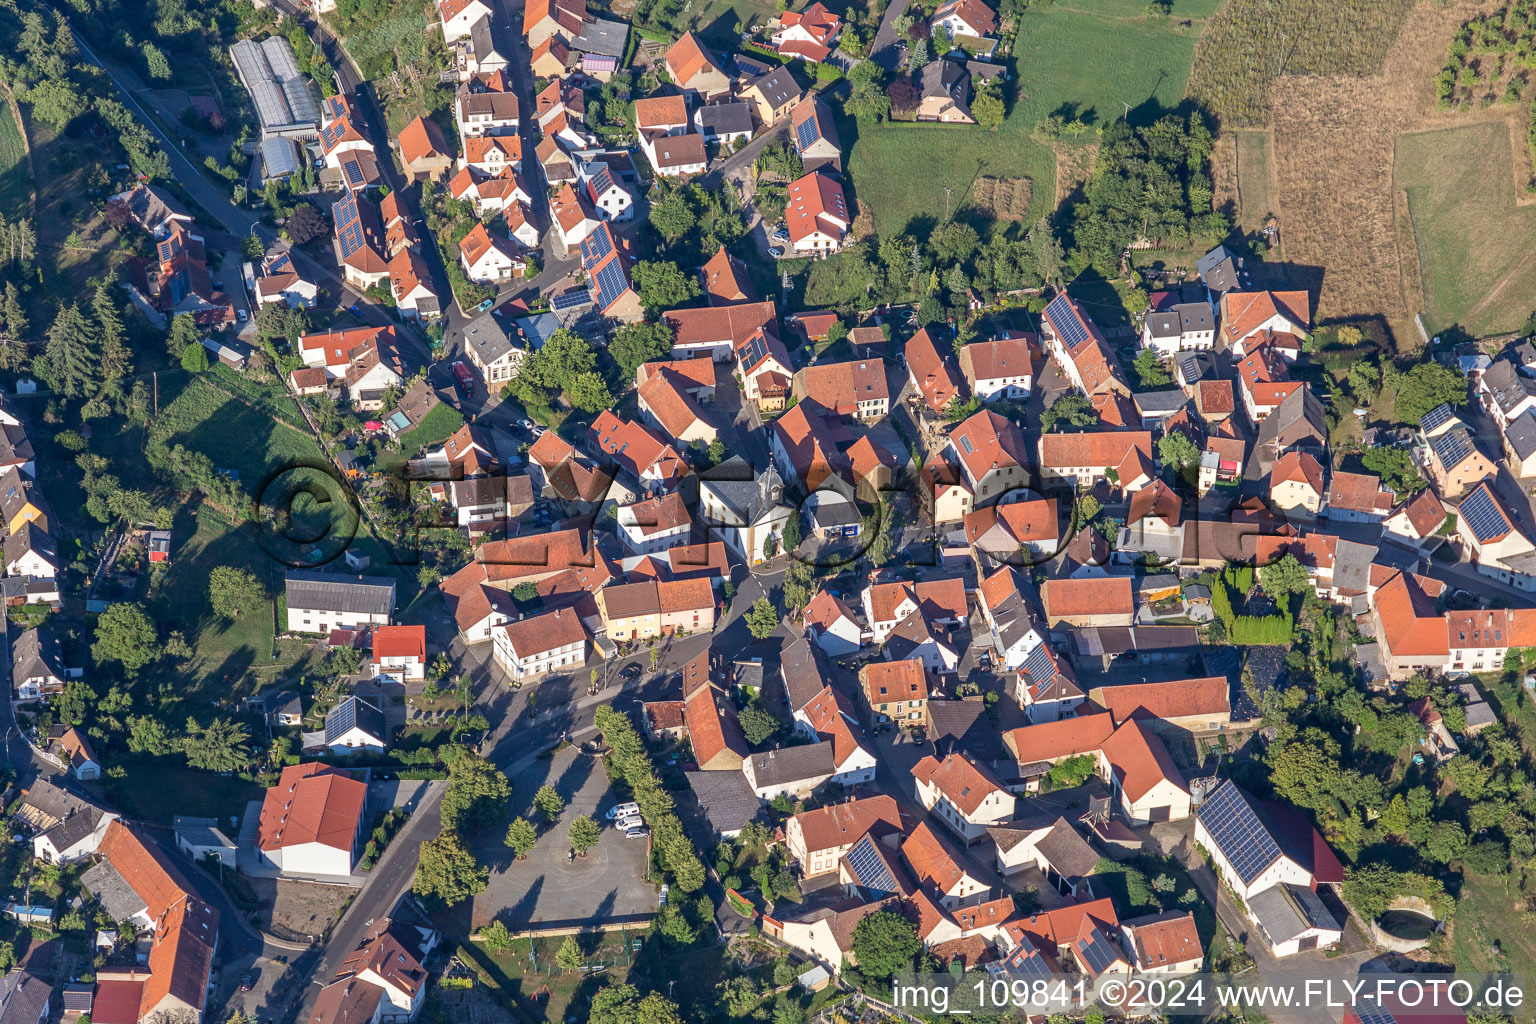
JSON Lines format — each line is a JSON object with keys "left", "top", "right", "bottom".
{"left": 1419, "top": 403, "right": 1455, "bottom": 433}
{"left": 844, "top": 835, "right": 897, "bottom": 895}
{"left": 552, "top": 288, "right": 590, "bottom": 311}
{"left": 1076, "top": 927, "right": 1122, "bottom": 973}
{"left": 345, "top": 161, "right": 363, "bottom": 185}
{"left": 580, "top": 225, "right": 613, "bottom": 267}
{"left": 1196, "top": 780, "right": 1283, "bottom": 885}
{"left": 1429, "top": 428, "right": 1474, "bottom": 471}
{"left": 1459, "top": 485, "right": 1511, "bottom": 543}
{"left": 1021, "top": 643, "right": 1057, "bottom": 695}
{"left": 739, "top": 332, "right": 769, "bottom": 370}
{"left": 1005, "top": 936, "right": 1054, "bottom": 977}
{"left": 1044, "top": 293, "right": 1089, "bottom": 349}
{"left": 1353, "top": 1009, "right": 1398, "bottom": 1024}
{"left": 795, "top": 116, "right": 820, "bottom": 152}
{"left": 593, "top": 259, "right": 630, "bottom": 309}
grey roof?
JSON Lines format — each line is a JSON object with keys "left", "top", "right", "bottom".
{"left": 1513, "top": 339, "right": 1536, "bottom": 367}
{"left": 1354, "top": 642, "right": 1388, "bottom": 684}
{"left": 1173, "top": 302, "right": 1213, "bottom": 334}
{"left": 115, "top": 184, "right": 188, "bottom": 232}
{"left": 0, "top": 972, "right": 51, "bottom": 1024}
{"left": 810, "top": 499, "right": 860, "bottom": 530}
{"left": 285, "top": 570, "right": 396, "bottom": 617}
{"left": 464, "top": 313, "right": 517, "bottom": 367}
{"left": 1196, "top": 245, "right": 1246, "bottom": 296}
{"left": 992, "top": 591, "right": 1043, "bottom": 652}
{"left": 1482, "top": 359, "right": 1536, "bottom": 417}
{"left": 1330, "top": 539, "right": 1378, "bottom": 594}
{"left": 1465, "top": 701, "right": 1497, "bottom": 730}
{"left": 174, "top": 815, "right": 237, "bottom": 851}
{"left": 230, "top": 37, "right": 321, "bottom": 135}
{"left": 4, "top": 523, "right": 56, "bottom": 571}
{"left": 1417, "top": 402, "right": 1459, "bottom": 435}
{"left": 451, "top": 474, "right": 524, "bottom": 510}
{"left": 884, "top": 611, "right": 953, "bottom": 663}
{"left": 927, "top": 700, "right": 1004, "bottom": 760}
{"left": 261, "top": 136, "right": 302, "bottom": 179}
{"left": 324, "top": 696, "right": 386, "bottom": 745}
{"left": 1508, "top": 411, "right": 1536, "bottom": 461}
{"left": 733, "top": 657, "right": 765, "bottom": 692}
{"left": 701, "top": 456, "right": 786, "bottom": 524}
{"left": 1033, "top": 818, "right": 1100, "bottom": 882}
{"left": 0, "top": 467, "right": 48, "bottom": 526}
{"left": 919, "top": 57, "right": 969, "bottom": 101}
{"left": 1176, "top": 351, "right": 1215, "bottom": 384}
{"left": 12, "top": 627, "right": 63, "bottom": 684}
{"left": 732, "top": 54, "right": 775, "bottom": 79}
{"left": 0, "top": 424, "right": 33, "bottom": 466}
{"left": 470, "top": 16, "right": 507, "bottom": 63}
{"left": 687, "top": 770, "right": 763, "bottom": 834}
{"left": 514, "top": 312, "right": 562, "bottom": 350}
{"left": 1132, "top": 389, "right": 1186, "bottom": 415}
{"left": 1257, "top": 387, "right": 1326, "bottom": 450}
{"left": 1428, "top": 426, "right": 1483, "bottom": 473}
{"left": 61, "top": 984, "right": 92, "bottom": 1013}
{"left": 1144, "top": 312, "right": 1180, "bottom": 339}
{"left": 1070, "top": 625, "right": 1200, "bottom": 657}
{"left": 571, "top": 17, "right": 628, "bottom": 57}
{"left": 1247, "top": 882, "right": 1341, "bottom": 945}
{"left": 16, "top": 779, "right": 96, "bottom": 827}
{"left": 257, "top": 689, "right": 303, "bottom": 719}
{"left": 80, "top": 859, "right": 147, "bottom": 922}
{"left": 746, "top": 740, "right": 836, "bottom": 788}
{"left": 695, "top": 102, "right": 754, "bottom": 136}
{"left": 748, "top": 67, "right": 802, "bottom": 108}
{"left": 781, "top": 636, "right": 833, "bottom": 714}
{"left": 39, "top": 807, "right": 104, "bottom": 854}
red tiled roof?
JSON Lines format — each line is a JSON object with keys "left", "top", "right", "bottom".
{"left": 501, "top": 606, "right": 587, "bottom": 659}
{"left": 372, "top": 625, "right": 425, "bottom": 663}
{"left": 911, "top": 753, "right": 1008, "bottom": 816}
{"left": 1037, "top": 431, "right": 1152, "bottom": 471}
{"left": 792, "top": 795, "right": 902, "bottom": 853}
{"left": 1041, "top": 576, "right": 1134, "bottom": 619}
{"left": 666, "top": 300, "right": 778, "bottom": 350}
{"left": 902, "top": 819, "right": 971, "bottom": 893}
{"left": 398, "top": 116, "right": 450, "bottom": 166}
{"left": 1196, "top": 379, "right": 1235, "bottom": 415}
{"left": 1001, "top": 712, "right": 1116, "bottom": 762}
{"left": 861, "top": 658, "right": 929, "bottom": 704}
{"left": 785, "top": 170, "right": 848, "bottom": 245}
{"left": 797, "top": 358, "right": 890, "bottom": 417}
{"left": 97, "top": 820, "right": 195, "bottom": 917}
{"left": 635, "top": 94, "right": 688, "bottom": 129}
{"left": 949, "top": 409, "right": 1029, "bottom": 481}
{"left": 1091, "top": 677, "right": 1228, "bottom": 724}
{"left": 1373, "top": 570, "right": 1450, "bottom": 658}
{"left": 1221, "top": 290, "right": 1310, "bottom": 345}
{"left": 524, "top": 0, "right": 587, "bottom": 35}
{"left": 1124, "top": 911, "right": 1202, "bottom": 970}
{"left": 666, "top": 32, "right": 719, "bottom": 87}
{"left": 256, "top": 763, "right": 366, "bottom": 853}
{"left": 906, "top": 328, "right": 964, "bottom": 414}
{"left": 1271, "top": 450, "right": 1323, "bottom": 493}
{"left": 683, "top": 681, "right": 748, "bottom": 767}
{"left": 1394, "top": 488, "right": 1447, "bottom": 538}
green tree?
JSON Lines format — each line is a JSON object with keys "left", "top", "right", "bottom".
{"left": 632, "top": 260, "right": 701, "bottom": 313}
{"left": 746, "top": 596, "right": 779, "bottom": 640}
{"left": 441, "top": 751, "right": 511, "bottom": 834}
{"left": 1048, "top": 753, "right": 1096, "bottom": 788}
{"left": 851, "top": 909, "right": 921, "bottom": 979}
{"left": 1394, "top": 362, "right": 1469, "bottom": 424}
{"left": 1348, "top": 360, "right": 1381, "bottom": 404}
{"left": 53, "top": 680, "right": 92, "bottom": 726}
{"left": 569, "top": 814, "right": 601, "bottom": 856}
{"left": 1131, "top": 348, "right": 1172, "bottom": 389}
{"left": 92, "top": 603, "right": 160, "bottom": 676}
{"left": 556, "top": 935, "right": 584, "bottom": 970}
{"left": 1157, "top": 430, "right": 1200, "bottom": 473}
{"left": 412, "top": 831, "right": 488, "bottom": 909}
{"left": 505, "top": 817, "right": 538, "bottom": 858}
{"left": 166, "top": 311, "right": 200, "bottom": 359}
{"left": 1359, "top": 448, "right": 1427, "bottom": 494}
{"left": 182, "top": 716, "right": 251, "bottom": 772}
{"left": 38, "top": 303, "right": 100, "bottom": 398}
{"left": 480, "top": 919, "right": 514, "bottom": 951}
{"left": 534, "top": 784, "right": 565, "bottom": 820}
{"left": 566, "top": 371, "right": 614, "bottom": 413}
{"left": 649, "top": 190, "right": 697, "bottom": 242}
{"left": 738, "top": 705, "right": 780, "bottom": 746}
{"left": 610, "top": 320, "right": 675, "bottom": 381}
{"left": 973, "top": 85, "right": 1005, "bottom": 129}
{"left": 1041, "top": 391, "right": 1097, "bottom": 432}
{"left": 127, "top": 714, "right": 176, "bottom": 755}
{"left": 588, "top": 985, "right": 685, "bottom": 1024}
{"left": 208, "top": 566, "right": 264, "bottom": 618}
{"left": 1258, "top": 554, "right": 1311, "bottom": 601}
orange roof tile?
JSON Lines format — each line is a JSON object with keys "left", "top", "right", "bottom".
{"left": 666, "top": 32, "right": 719, "bottom": 87}
{"left": 1037, "top": 431, "right": 1153, "bottom": 472}
{"left": 1041, "top": 576, "right": 1134, "bottom": 619}
{"left": 1221, "top": 290, "right": 1310, "bottom": 345}
{"left": 1271, "top": 450, "right": 1323, "bottom": 493}
{"left": 911, "top": 752, "right": 1008, "bottom": 816}
{"left": 256, "top": 763, "right": 366, "bottom": 853}
{"left": 1002, "top": 712, "right": 1116, "bottom": 763}
{"left": 635, "top": 94, "right": 688, "bottom": 128}
{"left": 793, "top": 795, "right": 903, "bottom": 853}
{"left": 1373, "top": 570, "right": 1450, "bottom": 658}
{"left": 1099, "top": 719, "right": 1186, "bottom": 803}
{"left": 949, "top": 409, "right": 1029, "bottom": 481}
{"left": 1091, "top": 677, "right": 1228, "bottom": 723}
{"left": 860, "top": 659, "right": 929, "bottom": 704}
{"left": 398, "top": 116, "right": 450, "bottom": 166}
{"left": 372, "top": 625, "right": 425, "bottom": 662}
{"left": 902, "top": 820, "right": 972, "bottom": 893}
{"left": 797, "top": 358, "right": 890, "bottom": 417}
{"left": 906, "top": 327, "right": 964, "bottom": 414}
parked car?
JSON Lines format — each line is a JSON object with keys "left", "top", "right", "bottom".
{"left": 606, "top": 801, "right": 640, "bottom": 820}
{"left": 769, "top": 247, "right": 784, "bottom": 258}
{"left": 516, "top": 418, "right": 536, "bottom": 431}
{"left": 658, "top": 884, "right": 669, "bottom": 907}
{"left": 476, "top": 297, "right": 495, "bottom": 312}
{"left": 452, "top": 361, "right": 474, "bottom": 394}
{"left": 623, "top": 826, "right": 650, "bottom": 839}
{"left": 616, "top": 814, "right": 644, "bottom": 830}
{"left": 620, "top": 664, "right": 643, "bottom": 681}
{"left": 236, "top": 308, "right": 248, "bottom": 323}
{"left": 239, "top": 974, "right": 254, "bottom": 992}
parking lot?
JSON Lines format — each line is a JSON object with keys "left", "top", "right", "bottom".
{"left": 469, "top": 745, "right": 658, "bottom": 932}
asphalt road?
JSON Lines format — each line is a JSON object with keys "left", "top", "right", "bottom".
{"left": 868, "top": 0, "right": 914, "bottom": 70}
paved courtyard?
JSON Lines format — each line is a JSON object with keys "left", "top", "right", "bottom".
{"left": 470, "top": 746, "right": 657, "bottom": 932}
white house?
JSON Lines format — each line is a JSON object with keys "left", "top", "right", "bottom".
{"left": 1195, "top": 779, "right": 1344, "bottom": 904}
{"left": 618, "top": 491, "right": 693, "bottom": 555}
{"left": 388, "top": 246, "right": 440, "bottom": 322}
{"left": 1140, "top": 302, "right": 1216, "bottom": 357}
{"left": 439, "top": 0, "right": 495, "bottom": 42}
{"left": 492, "top": 607, "right": 588, "bottom": 679}
{"left": 698, "top": 460, "right": 794, "bottom": 565}
{"left": 797, "top": 685, "right": 878, "bottom": 787}
{"left": 371, "top": 625, "right": 426, "bottom": 683}
{"left": 323, "top": 696, "right": 389, "bottom": 754}
{"left": 4, "top": 524, "right": 58, "bottom": 579}
{"left": 1097, "top": 720, "right": 1191, "bottom": 824}
{"left": 742, "top": 741, "right": 836, "bottom": 802}
{"left": 459, "top": 222, "right": 525, "bottom": 284}
{"left": 959, "top": 334, "right": 1034, "bottom": 402}
{"left": 803, "top": 589, "right": 863, "bottom": 656}
{"left": 255, "top": 763, "right": 367, "bottom": 877}
{"left": 251, "top": 251, "right": 319, "bottom": 308}
{"left": 912, "top": 752, "right": 1015, "bottom": 844}
{"left": 35, "top": 805, "right": 115, "bottom": 864}
{"left": 1121, "top": 911, "right": 1205, "bottom": 975}
{"left": 580, "top": 161, "right": 634, "bottom": 222}
{"left": 284, "top": 571, "right": 396, "bottom": 634}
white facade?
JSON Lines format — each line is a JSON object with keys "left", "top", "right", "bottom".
{"left": 441, "top": 0, "right": 495, "bottom": 42}
{"left": 462, "top": 240, "right": 522, "bottom": 284}
{"left": 259, "top": 839, "right": 355, "bottom": 878}
{"left": 913, "top": 775, "right": 1014, "bottom": 844}
{"left": 809, "top": 614, "right": 862, "bottom": 657}
{"left": 285, "top": 604, "right": 391, "bottom": 635}
{"left": 1194, "top": 816, "right": 1314, "bottom": 902}
{"left": 491, "top": 623, "right": 587, "bottom": 679}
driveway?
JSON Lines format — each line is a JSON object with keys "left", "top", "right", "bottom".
{"left": 869, "top": 0, "right": 914, "bottom": 70}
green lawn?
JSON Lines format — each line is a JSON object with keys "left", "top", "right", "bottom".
{"left": 398, "top": 400, "right": 464, "bottom": 453}
{"left": 848, "top": 0, "right": 1214, "bottom": 240}
{"left": 104, "top": 757, "right": 264, "bottom": 826}
{"left": 0, "top": 92, "right": 28, "bottom": 221}
{"left": 1397, "top": 122, "right": 1536, "bottom": 339}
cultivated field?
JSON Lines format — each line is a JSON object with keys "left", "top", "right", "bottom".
{"left": 0, "top": 89, "right": 27, "bottom": 221}
{"left": 970, "top": 175, "right": 1033, "bottom": 223}
{"left": 1188, "top": 0, "right": 1418, "bottom": 128}
{"left": 1399, "top": 122, "right": 1536, "bottom": 338}
{"left": 1233, "top": 131, "right": 1274, "bottom": 231}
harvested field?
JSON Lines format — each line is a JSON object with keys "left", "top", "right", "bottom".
{"left": 1266, "top": 0, "right": 1498, "bottom": 335}
{"left": 969, "top": 176, "right": 1033, "bottom": 222}
{"left": 1189, "top": 0, "right": 1418, "bottom": 128}
{"left": 1233, "top": 131, "right": 1275, "bottom": 232}
{"left": 1052, "top": 144, "right": 1096, "bottom": 209}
